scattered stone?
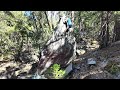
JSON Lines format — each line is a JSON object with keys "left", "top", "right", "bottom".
{"left": 92, "top": 41, "right": 98, "bottom": 44}
{"left": 83, "top": 71, "right": 115, "bottom": 79}
{"left": 32, "top": 54, "right": 39, "bottom": 61}
{"left": 65, "top": 63, "right": 73, "bottom": 75}
{"left": 73, "top": 63, "right": 81, "bottom": 70}
{"left": 32, "top": 74, "right": 41, "bottom": 79}
{"left": 87, "top": 58, "right": 96, "bottom": 65}
{"left": 76, "top": 49, "right": 86, "bottom": 55}
{"left": 17, "top": 76, "right": 26, "bottom": 79}
{"left": 40, "top": 75, "right": 47, "bottom": 79}
{"left": 75, "top": 65, "right": 80, "bottom": 70}
{"left": 32, "top": 73, "right": 47, "bottom": 79}
{"left": 62, "top": 63, "right": 73, "bottom": 78}
{"left": 74, "top": 58, "right": 85, "bottom": 62}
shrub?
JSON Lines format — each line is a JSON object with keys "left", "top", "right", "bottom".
{"left": 45, "top": 64, "right": 65, "bottom": 79}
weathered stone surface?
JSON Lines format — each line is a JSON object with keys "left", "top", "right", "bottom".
{"left": 64, "top": 63, "right": 73, "bottom": 75}
{"left": 37, "top": 16, "right": 76, "bottom": 75}
{"left": 87, "top": 58, "right": 96, "bottom": 65}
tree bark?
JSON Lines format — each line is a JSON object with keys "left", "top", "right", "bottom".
{"left": 44, "top": 11, "right": 52, "bottom": 31}
{"left": 32, "top": 12, "right": 39, "bottom": 32}
{"left": 71, "top": 11, "right": 74, "bottom": 26}
{"left": 99, "top": 11, "right": 110, "bottom": 49}
{"left": 112, "top": 14, "right": 120, "bottom": 42}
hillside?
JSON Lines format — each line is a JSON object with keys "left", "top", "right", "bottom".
{"left": 68, "top": 40, "right": 120, "bottom": 79}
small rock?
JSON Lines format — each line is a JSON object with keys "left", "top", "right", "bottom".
{"left": 32, "top": 72, "right": 47, "bottom": 79}
{"left": 83, "top": 71, "right": 114, "bottom": 79}
{"left": 92, "top": 41, "right": 98, "bottom": 44}
{"left": 74, "top": 58, "right": 84, "bottom": 62}
{"left": 15, "top": 70, "right": 23, "bottom": 76}
{"left": 62, "top": 63, "right": 73, "bottom": 78}
{"left": 32, "top": 54, "right": 39, "bottom": 61}
{"left": 17, "top": 76, "right": 26, "bottom": 79}
{"left": 41, "top": 75, "right": 47, "bottom": 79}
{"left": 65, "top": 63, "right": 73, "bottom": 75}
{"left": 73, "top": 64, "right": 80, "bottom": 70}
{"left": 75, "top": 66, "right": 80, "bottom": 70}
{"left": 32, "top": 74, "right": 41, "bottom": 79}
{"left": 76, "top": 49, "right": 86, "bottom": 55}
{"left": 87, "top": 58, "right": 96, "bottom": 65}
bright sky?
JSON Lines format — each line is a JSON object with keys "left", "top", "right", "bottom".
{"left": 24, "top": 11, "right": 31, "bottom": 16}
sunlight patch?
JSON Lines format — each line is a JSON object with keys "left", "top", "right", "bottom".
{"left": 45, "top": 61, "right": 52, "bottom": 68}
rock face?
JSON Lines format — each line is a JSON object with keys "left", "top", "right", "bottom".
{"left": 38, "top": 35, "right": 76, "bottom": 75}
{"left": 37, "top": 16, "right": 76, "bottom": 75}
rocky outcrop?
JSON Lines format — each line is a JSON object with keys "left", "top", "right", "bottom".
{"left": 37, "top": 34, "right": 76, "bottom": 75}
{"left": 37, "top": 16, "right": 76, "bottom": 75}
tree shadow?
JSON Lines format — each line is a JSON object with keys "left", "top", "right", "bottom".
{"left": 14, "top": 50, "right": 36, "bottom": 64}
{"left": 29, "top": 62, "right": 38, "bottom": 74}
{"left": 4, "top": 66, "right": 20, "bottom": 79}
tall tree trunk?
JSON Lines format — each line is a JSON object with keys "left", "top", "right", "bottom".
{"left": 32, "top": 12, "right": 39, "bottom": 33}
{"left": 78, "top": 12, "right": 84, "bottom": 38}
{"left": 106, "top": 11, "right": 110, "bottom": 43}
{"left": 51, "top": 11, "right": 55, "bottom": 30}
{"left": 44, "top": 11, "right": 52, "bottom": 31}
{"left": 112, "top": 14, "right": 120, "bottom": 42}
{"left": 38, "top": 12, "right": 44, "bottom": 30}
{"left": 71, "top": 11, "right": 74, "bottom": 26}
{"left": 99, "top": 11, "right": 110, "bottom": 49}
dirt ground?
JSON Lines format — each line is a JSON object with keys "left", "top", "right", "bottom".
{"left": 68, "top": 40, "right": 120, "bottom": 79}
{"left": 0, "top": 60, "right": 38, "bottom": 79}
{"left": 0, "top": 40, "right": 120, "bottom": 79}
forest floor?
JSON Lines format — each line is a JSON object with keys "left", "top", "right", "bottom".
{"left": 1, "top": 40, "right": 120, "bottom": 79}
{"left": 68, "top": 40, "right": 120, "bottom": 79}
{"left": 0, "top": 53, "right": 38, "bottom": 79}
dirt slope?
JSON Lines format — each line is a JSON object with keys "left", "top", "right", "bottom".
{"left": 69, "top": 40, "right": 120, "bottom": 79}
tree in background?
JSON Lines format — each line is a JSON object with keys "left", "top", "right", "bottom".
{"left": 113, "top": 13, "right": 120, "bottom": 42}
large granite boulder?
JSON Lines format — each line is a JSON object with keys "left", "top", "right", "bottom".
{"left": 37, "top": 16, "right": 76, "bottom": 75}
